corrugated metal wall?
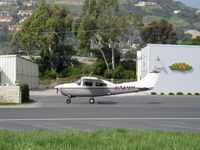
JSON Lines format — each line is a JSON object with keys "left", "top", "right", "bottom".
{"left": 0, "top": 55, "right": 16, "bottom": 85}
{"left": 16, "top": 56, "right": 38, "bottom": 88}
{"left": 0, "top": 55, "right": 38, "bottom": 88}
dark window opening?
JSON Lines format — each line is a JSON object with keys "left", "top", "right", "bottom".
{"left": 96, "top": 82, "right": 107, "bottom": 87}
{"left": 84, "top": 81, "right": 93, "bottom": 86}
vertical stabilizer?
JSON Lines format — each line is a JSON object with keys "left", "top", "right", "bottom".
{"left": 135, "top": 69, "right": 161, "bottom": 89}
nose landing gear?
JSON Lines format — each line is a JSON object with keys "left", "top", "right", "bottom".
{"left": 66, "top": 99, "right": 71, "bottom": 104}
{"left": 89, "top": 97, "right": 95, "bottom": 104}
{"left": 66, "top": 95, "right": 72, "bottom": 104}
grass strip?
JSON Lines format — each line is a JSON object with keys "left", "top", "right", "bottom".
{"left": 0, "top": 103, "right": 18, "bottom": 105}
{"left": 0, "top": 129, "right": 199, "bottom": 150}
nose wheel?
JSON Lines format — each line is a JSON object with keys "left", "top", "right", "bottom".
{"left": 66, "top": 99, "right": 71, "bottom": 104}
{"left": 89, "top": 97, "right": 95, "bottom": 104}
{"left": 66, "top": 95, "right": 72, "bottom": 104}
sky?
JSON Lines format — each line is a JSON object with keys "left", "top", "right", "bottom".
{"left": 174, "top": 0, "right": 200, "bottom": 9}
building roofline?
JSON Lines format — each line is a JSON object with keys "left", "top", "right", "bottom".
{"left": 146, "top": 44, "right": 200, "bottom": 48}
{"left": 0, "top": 54, "right": 37, "bottom": 65}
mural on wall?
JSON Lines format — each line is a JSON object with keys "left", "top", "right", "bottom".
{"left": 169, "top": 63, "right": 192, "bottom": 71}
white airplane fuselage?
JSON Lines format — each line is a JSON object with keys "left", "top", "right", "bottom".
{"left": 58, "top": 82, "right": 145, "bottom": 97}
{"left": 55, "top": 70, "right": 160, "bottom": 103}
{"left": 56, "top": 71, "right": 160, "bottom": 96}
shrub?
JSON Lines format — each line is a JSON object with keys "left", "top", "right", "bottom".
{"left": 187, "top": 93, "right": 192, "bottom": 96}
{"left": 176, "top": 92, "right": 184, "bottom": 95}
{"left": 194, "top": 93, "right": 200, "bottom": 96}
{"left": 59, "top": 68, "right": 68, "bottom": 78}
{"left": 59, "top": 66, "right": 82, "bottom": 78}
{"left": 160, "top": 92, "right": 165, "bottom": 95}
{"left": 19, "top": 83, "right": 29, "bottom": 103}
{"left": 151, "top": 92, "right": 157, "bottom": 95}
{"left": 122, "top": 70, "right": 135, "bottom": 79}
{"left": 43, "top": 70, "right": 57, "bottom": 79}
{"left": 66, "top": 66, "right": 82, "bottom": 77}
{"left": 104, "top": 70, "right": 114, "bottom": 79}
{"left": 168, "top": 92, "right": 174, "bottom": 95}
{"left": 121, "top": 60, "right": 136, "bottom": 70}
{"left": 112, "top": 66, "right": 125, "bottom": 79}
{"left": 81, "top": 64, "right": 93, "bottom": 75}
{"left": 104, "top": 67, "right": 135, "bottom": 79}
{"left": 93, "top": 61, "right": 107, "bottom": 76}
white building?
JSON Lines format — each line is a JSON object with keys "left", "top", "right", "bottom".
{"left": 19, "top": 17, "right": 27, "bottom": 23}
{"left": 23, "top": 1, "right": 38, "bottom": 7}
{"left": 0, "top": 11, "right": 11, "bottom": 16}
{"left": 0, "top": 16, "right": 13, "bottom": 22}
{"left": 134, "top": 1, "right": 157, "bottom": 7}
{"left": 9, "top": 25, "right": 22, "bottom": 31}
{"left": 185, "top": 30, "right": 200, "bottom": 39}
{"left": 196, "top": 10, "right": 200, "bottom": 14}
{"left": 0, "top": 0, "right": 17, "bottom": 6}
{"left": 0, "top": 55, "right": 38, "bottom": 88}
{"left": 137, "top": 44, "right": 200, "bottom": 94}
{"left": 174, "top": 10, "right": 181, "bottom": 14}
{"left": 18, "top": 10, "right": 33, "bottom": 16}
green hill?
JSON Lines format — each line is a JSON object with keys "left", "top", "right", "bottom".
{"left": 123, "top": 0, "right": 199, "bottom": 30}
{"left": 61, "top": 0, "right": 199, "bottom": 41}
{"left": 0, "top": 0, "right": 199, "bottom": 54}
{"left": 59, "top": 0, "right": 199, "bottom": 34}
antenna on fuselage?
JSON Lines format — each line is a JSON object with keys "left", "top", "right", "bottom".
{"left": 89, "top": 71, "right": 93, "bottom": 77}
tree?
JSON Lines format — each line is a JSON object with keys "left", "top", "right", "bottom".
{"left": 12, "top": 3, "right": 74, "bottom": 72}
{"left": 73, "top": 14, "right": 111, "bottom": 70}
{"left": 83, "top": 0, "right": 119, "bottom": 17}
{"left": 97, "top": 14, "right": 131, "bottom": 69}
{"left": 140, "top": 19, "right": 178, "bottom": 47}
{"left": 73, "top": 0, "right": 131, "bottom": 70}
{"left": 75, "top": 0, "right": 120, "bottom": 70}
{"left": 77, "top": 14, "right": 97, "bottom": 51}
{"left": 0, "top": 25, "right": 11, "bottom": 42}
{"left": 182, "top": 36, "right": 200, "bottom": 45}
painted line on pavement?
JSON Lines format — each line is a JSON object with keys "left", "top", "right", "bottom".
{"left": 0, "top": 118, "right": 200, "bottom": 121}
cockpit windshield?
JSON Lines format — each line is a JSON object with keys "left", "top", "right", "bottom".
{"left": 74, "top": 79, "right": 81, "bottom": 85}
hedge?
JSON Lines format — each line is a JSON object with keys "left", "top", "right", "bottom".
{"left": 19, "top": 83, "right": 29, "bottom": 103}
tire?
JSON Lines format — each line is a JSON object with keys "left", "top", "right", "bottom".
{"left": 66, "top": 99, "right": 71, "bottom": 104}
{"left": 89, "top": 98, "right": 95, "bottom": 104}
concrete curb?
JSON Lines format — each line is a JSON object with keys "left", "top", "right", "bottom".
{"left": 30, "top": 88, "right": 58, "bottom": 96}
{"left": 0, "top": 103, "right": 41, "bottom": 108}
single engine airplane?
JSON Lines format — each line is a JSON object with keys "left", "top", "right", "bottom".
{"left": 54, "top": 68, "right": 161, "bottom": 104}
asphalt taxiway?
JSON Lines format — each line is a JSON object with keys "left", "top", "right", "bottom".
{"left": 0, "top": 93, "right": 200, "bottom": 132}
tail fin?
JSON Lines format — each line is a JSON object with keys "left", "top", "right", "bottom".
{"left": 136, "top": 69, "right": 161, "bottom": 89}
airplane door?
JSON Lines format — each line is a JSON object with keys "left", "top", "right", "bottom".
{"left": 93, "top": 81, "right": 110, "bottom": 96}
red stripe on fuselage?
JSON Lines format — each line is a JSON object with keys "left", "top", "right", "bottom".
{"left": 60, "top": 87, "right": 115, "bottom": 90}
{"left": 59, "top": 87, "right": 140, "bottom": 90}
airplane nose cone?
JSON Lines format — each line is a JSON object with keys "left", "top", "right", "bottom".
{"left": 54, "top": 85, "right": 59, "bottom": 89}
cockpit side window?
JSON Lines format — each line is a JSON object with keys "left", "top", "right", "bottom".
{"left": 95, "top": 82, "right": 107, "bottom": 87}
{"left": 84, "top": 81, "right": 93, "bottom": 86}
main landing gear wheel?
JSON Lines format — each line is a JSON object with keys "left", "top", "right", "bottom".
{"left": 89, "top": 97, "right": 95, "bottom": 104}
{"left": 66, "top": 99, "right": 71, "bottom": 104}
